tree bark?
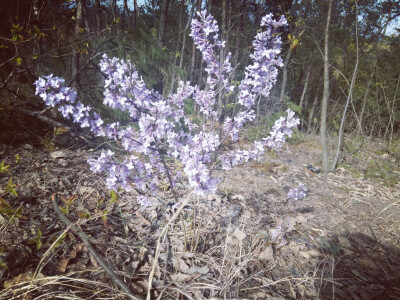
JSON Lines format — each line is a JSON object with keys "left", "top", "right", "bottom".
{"left": 72, "top": 0, "right": 83, "bottom": 89}
{"left": 320, "top": 0, "right": 332, "bottom": 173}
{"left": 233, "top": 0, "right": 246, "bottom": 68}
{"left": 95, "top": 0, "right": 102, "bottom": 36}
{"left": 331, "top": 5, "right": 359, "bottom": 171}
{"left": 307, "top": 86, "right": 320, "bottom": 134}
{"left": 157, "top": 0, "right": 169, "bottom": 48}
{"left": 279, "top": 47, "right": 292, "bottom": 101}
{"left": 189, "top": 0, "right": 202, "bottom": 84}
{"left": 299, "top": 67, "right": 310, "bottom": 109}
{"left": 357, "top": 63, "right": 375, "bottom": 134}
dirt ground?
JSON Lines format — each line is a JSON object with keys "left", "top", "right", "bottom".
{"left": 0, "top": 135, "right": 399, "bottom": 299}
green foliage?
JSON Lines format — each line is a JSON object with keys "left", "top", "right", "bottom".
{"left": 0, "top": 161, "right": 10, "bottom": 174}
{"left": 41, "top": 127, "right": 69, "bottom": 151}
{"left": 28, "top": 229, "right": 43, "bottom": 250}
{"left": 49, "top": 232, "right": 66, "bottom": 249}
{"left": 286, "top": 102, "right": 302, "bottom": 116}
{"left": 363, "top": 159, "right": 400, "bottom": 187}
{"left": 5, "top": 178, "right": 18, "bottom": 197}
{"left": 59, "top": 195, "right": 76, "bottom": 216}
{"left": 110, "top": 190, "right": 118, "bottom": 203}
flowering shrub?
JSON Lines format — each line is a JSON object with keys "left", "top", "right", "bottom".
{"left": 34, "top": 11, "right": 299, "bottom": 207}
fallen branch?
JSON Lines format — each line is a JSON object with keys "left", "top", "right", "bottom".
{"left": 51, "top": 194, "right": 137, "bottom": 299}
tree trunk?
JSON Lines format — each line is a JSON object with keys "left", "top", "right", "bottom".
{"left": 233, "top": 0, "right": 246, "bottom": 68}
{"left": 168, "top": 0, "right": 185, "bottom": 95}
{"left": 279, "top": 47, "right": 292, "bottom": 101}
{"left": 216, "top": 0, "right": 227, "bottom": 122}
{"left": 307, "top": 86, "right": 320, "bottom": 134}
{"left": 320, "top": 0, "right": 332, "bottom": 173}
{"left": 207, "top": 0, "right": 212, "bottom": 13}
{"left": 95, "top": 0, "right": 102, "bottom": 36}
{"left": 299, "top": 67, "right": 310, "bottom": 109}
{"left": 72, "top": 0, "right": 83, "bottom": 89}
{"left": 157, "top": 0, "right": 169, "bottom": 48}
{"left": 179, "top": 0, "right": 197, "bottom": 69}
{"left": 357, "top": 62, "right": 375, "bottom": 134}
{"left": 331, "top": 6, "right": 359, "bottom": 170}
{"left": 189, "top": 0, "right": 202, "bottom": 84}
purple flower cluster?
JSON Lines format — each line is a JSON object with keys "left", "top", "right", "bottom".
{"left": 220, "top": 109, "right": 299, "bottom": 169}
{"left": 34, "top": 11, "right": 297, "bottom": 207}
{"left": 221, "top": 13, "right": 287, "bottom": 141}
{"left": 264, "top": 109, "right": 300, "bottom": 149}
{"left": 287, "top": 183, "right": 308, "bottom": 205}
{"left": 190, "top": 11, "right": 233, "bottom": 92}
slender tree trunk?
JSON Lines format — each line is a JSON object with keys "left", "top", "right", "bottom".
{"left": 389, "top": 74, "right": 400, "bottom": 146}
{"left": 357, "top": 63, "right": 375, "bottom": 134}
{"left": 82, "top": 0, "right": 89, "bottom": 32}
{"left": 233, "top": 0, "right": 246, "bottom": 68}
{"left": 189, "top": 0, "right": 202, "bottom": 84}
{"left": 179, "top": 0, "right": 197, "bottom": 69}
{"left": 218, "top": 0, "right": 227, "bottom": 112}
{"left": 332, "top": 4, "right": 359, "bottom": 170}
{"left": 168, "top": 0, "right": 185, "bottom": 95}
{"left": 157, "top": 0, "right": 169, "bottom": 48}
{"left": 308, "top": 86, "right": 320, "bottom": 134}
{"left": 95, "top": 0, "right": 102, "bottom": 36}
{"left": 72, "top": 0, "right": 83, "bottom": 89}
{"left": 207, "top": 0, "right": 212, "bottom": 13}
{"left": 299, "top": 67, "right": 311, "bottom": 109}
{"left": 133, "top": 0, "right": 139, "bottom": 27}
{"left": 124, "top": 0, "right": 132, "bottom": 24}
{"left": 279, "top": 48, "right": 292, "bottom": 101}
{"left": 320, "top": 0, "right": 332, "bottom": 172}
{"left": 33, "top": 0, "right": 42, "bottom": 74}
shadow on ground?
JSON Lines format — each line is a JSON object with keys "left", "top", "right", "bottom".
{"left": 319, "top": 232, "right": 400, "bottom": 300}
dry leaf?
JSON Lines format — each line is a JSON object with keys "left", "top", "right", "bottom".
{"left": 170, "top": 273, "right": 193, "bottom": 282}
{"left": 258, "top": 245, "right": 274, "bottom": 261}
{"left": 233, "top": 228, "right": 246, "bottom": 241}
{"left": 185, "top": 266, "right": 209, "bottom": 275}
{"left": 173, "top": 257, "right": 189, "bottom": 272}
{"left": 58, "top": 249, "right": 77, "bottom": 272}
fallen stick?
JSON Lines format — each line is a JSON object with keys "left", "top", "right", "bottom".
{"left": 51, "top": 194, "right": 137, "bottom": 299}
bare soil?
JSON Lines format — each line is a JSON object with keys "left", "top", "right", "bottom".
{"left": 0, "top": 135, "right": 399, "bottom": 299}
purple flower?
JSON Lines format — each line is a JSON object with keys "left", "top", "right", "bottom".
{"left": 287, "top": 183, "right": 308, "bottom": 205}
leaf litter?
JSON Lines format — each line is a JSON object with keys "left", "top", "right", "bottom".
{"left": 0, "top": 135, "right": 399, "bottom": 299}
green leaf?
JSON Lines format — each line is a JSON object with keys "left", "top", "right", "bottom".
{"left": 0, "top": 161, "right": 10, "bottom": 173}
{"left": 36, "top": 229, "right": 42, "bottom": 250}
{"left": 13, "top": 57, "right": 23, "bottom": 65}
{"left": 110, "top": 190, "right": 118, "bottom": 203}
{"left": 60, "top": 206, "right": 68, "bottom": 215}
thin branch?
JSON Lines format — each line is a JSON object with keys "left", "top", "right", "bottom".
{"left": 51, "top": 194, "right": 137, "bottom": 299}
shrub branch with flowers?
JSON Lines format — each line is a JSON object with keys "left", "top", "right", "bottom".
{"left": 34, "top": 11, "right": 301, "bottom": 208}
